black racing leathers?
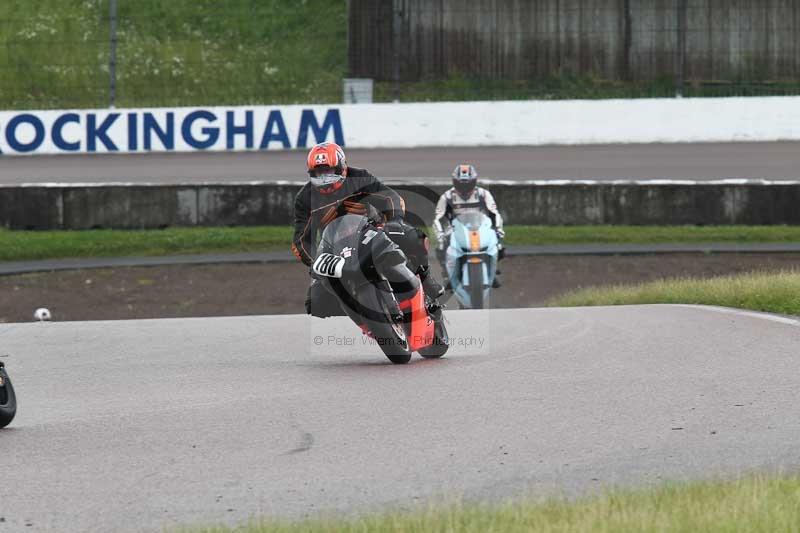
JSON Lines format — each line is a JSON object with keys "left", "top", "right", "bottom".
{"left": 292, "top": 167, "right": 404, "bottom": 266}
{"left": 293, "top": 168, "right": 440, "bottom": 317}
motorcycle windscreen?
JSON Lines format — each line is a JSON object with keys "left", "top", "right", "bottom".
{"left": 454, "top": 212, "right": 491, "bottom": 231}
{"left": 318, "top": 214, "right": 367, "bottom": 257}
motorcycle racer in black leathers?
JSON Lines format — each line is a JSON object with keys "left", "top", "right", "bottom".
{"left": 292, "top": 142, "right": 444, "bottom": 318}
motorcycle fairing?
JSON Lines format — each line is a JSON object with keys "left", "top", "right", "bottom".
{"left": 314, "top": 214, "right": 439, "bottom": 354}
{"left": 398, "top": 286, "right": 435, "bottom": 351}
{"left": 446, "top": 212, "right": 498, "bottom": 308}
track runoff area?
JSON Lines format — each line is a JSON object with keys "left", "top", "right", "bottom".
{"left": 2, "top": 305, "right": 800, "bottom": 531}
{"left": 1, "top": 142, "right": 800, "bottom": 183}
{"left": 2, "top": 143, "right": 800, "bottom": 530}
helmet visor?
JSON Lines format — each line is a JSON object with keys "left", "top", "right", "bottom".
{"left": 310, "top": 173, "right": 345, "bottom": 190}
{"left": 308, "top": 166, "right": 337, "bottom": 177}
{"left": 453, "top": 177, "right": 477, "bottom": 196}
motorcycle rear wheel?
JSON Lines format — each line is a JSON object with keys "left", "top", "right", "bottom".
{"left": 418, "top": 312, "right": 449, "bottom": 359}
{"left": 0, "top": 362, "right": 17, "bottom": 428}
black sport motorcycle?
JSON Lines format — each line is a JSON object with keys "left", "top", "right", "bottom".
{"left": 312, "top": 214, "right": 449, "bottom": 364}
{"left": 0, "top": 361, "right": 16, "bottom": 428}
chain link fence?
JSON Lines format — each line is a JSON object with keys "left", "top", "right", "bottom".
{"left": 2, "top": 0, "right": 800, "bottom": 110}
{"left": 0, "top": 0, "right": 346, "bottom": 110}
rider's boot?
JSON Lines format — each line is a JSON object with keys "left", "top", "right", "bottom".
{"left": 427, "top": 299, "right": 444, "bottom": 321}
{"left": 494, "top": 243, "right": 505, "bottom": 286}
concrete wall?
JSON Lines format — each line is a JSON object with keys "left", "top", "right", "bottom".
{"left": 0, "top": 184, "right": 301, "bottom": 230}
{"left": 2, "top": 181, "right": 799, "bottom": 230}
{"left": 349, "top": 0, "right": 800, "bottom": 82}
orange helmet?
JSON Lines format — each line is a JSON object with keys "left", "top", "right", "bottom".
{"left": 306, "top": 142, "right": 347, "bottom": 194}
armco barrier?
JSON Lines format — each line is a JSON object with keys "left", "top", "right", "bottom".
{"left": 2, "top": 180, "right": 800, "bottom": 230}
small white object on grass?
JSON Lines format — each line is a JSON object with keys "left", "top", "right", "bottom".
{"left": 34, "top": 308, "right": 52, "bottom": 322}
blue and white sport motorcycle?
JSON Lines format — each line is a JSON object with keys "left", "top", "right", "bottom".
{"left": 445, "top": 212, "right": 499, "bottom": 309}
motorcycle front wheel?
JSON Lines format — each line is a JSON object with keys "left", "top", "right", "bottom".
{"left": 362, "top": 288, "right": 413, "bottom": 365}
{"left": 0, "top": 362, "right": 17, "bottom": 428}
{"left": 468, "top": 261, "right": 485, "bottom": 309}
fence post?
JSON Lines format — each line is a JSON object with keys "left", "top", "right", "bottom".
{"left": 392, "top": 0, "right": 401, "bottom": 102}
{"left": 621, "top": 0, "right": 632, "bottom": 82}
{"left": 675, "top": 0, "right": 687, "bottom": 97}
{"left": 109, "top": 0, "right": 118, "bottom": 108}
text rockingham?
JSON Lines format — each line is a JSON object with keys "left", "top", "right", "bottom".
{"left": 0, "top": 105, "right": 344, "bottom": 155}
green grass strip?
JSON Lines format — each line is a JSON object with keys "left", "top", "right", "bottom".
{"left": 549, "top": 270, "right": 800, "bottom": 316}
{"left": 2, "top": 225, "right": 800, "bottom": 262}
{"left": 188, "top": 474, "right": 800, "bottom": 532}
{"left": 0, "top": 0, "right": 347, "bottom": 110}
{"left": 0, "top": 226, "right": 294, "bottom": 262}
{"left": 503, "top": 225, "right": 800, "bottom": 246}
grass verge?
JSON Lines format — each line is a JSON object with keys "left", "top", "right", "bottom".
{"left": 503, "top": 225, "right": 800, "bottom": 246}
{"left": 2, "top": 225, "right": 800, "bottom": 263}
{"left": 190, "top": 474, "right": 800, "bottom": 532}
{"left": 0, "top": 0, "right": 346, "bottom": 110}
{"left": 377, "top": 75, "right": 800, "bottom": 102}
{"left": 0, "top": 226, "right": 294, "bottom": 262}
{"left": 549, "top": 270, "right": 800, "bottom": 316}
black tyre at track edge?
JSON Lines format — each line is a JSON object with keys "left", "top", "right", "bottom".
{"left": 0, "top": 362, "right": 17, "bottom": 428}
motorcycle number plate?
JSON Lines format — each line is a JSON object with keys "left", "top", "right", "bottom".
{"left": 312, "top": 253, "right": 345, "bottom": 278}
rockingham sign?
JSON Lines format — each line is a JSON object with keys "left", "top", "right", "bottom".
{"left": 0, "top": 105, "right": 344, "bottom": 155}
{"left": 1, "top": 96, "right": 799, "bottom": 155}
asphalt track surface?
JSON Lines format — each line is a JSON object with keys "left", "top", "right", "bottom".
{"left": 1, "top": 142, "right": 800, "bottom": 183}
{"left": 2, "top": 305, "right": 800, "bottom": 532}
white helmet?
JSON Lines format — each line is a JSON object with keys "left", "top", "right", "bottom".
{"left": 452, "top": 164, "right": 478, "bottom": 197}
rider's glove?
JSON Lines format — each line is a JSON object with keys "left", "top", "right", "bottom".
{"left": 495, "top": 227, "right": 506, "bottom": 240}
